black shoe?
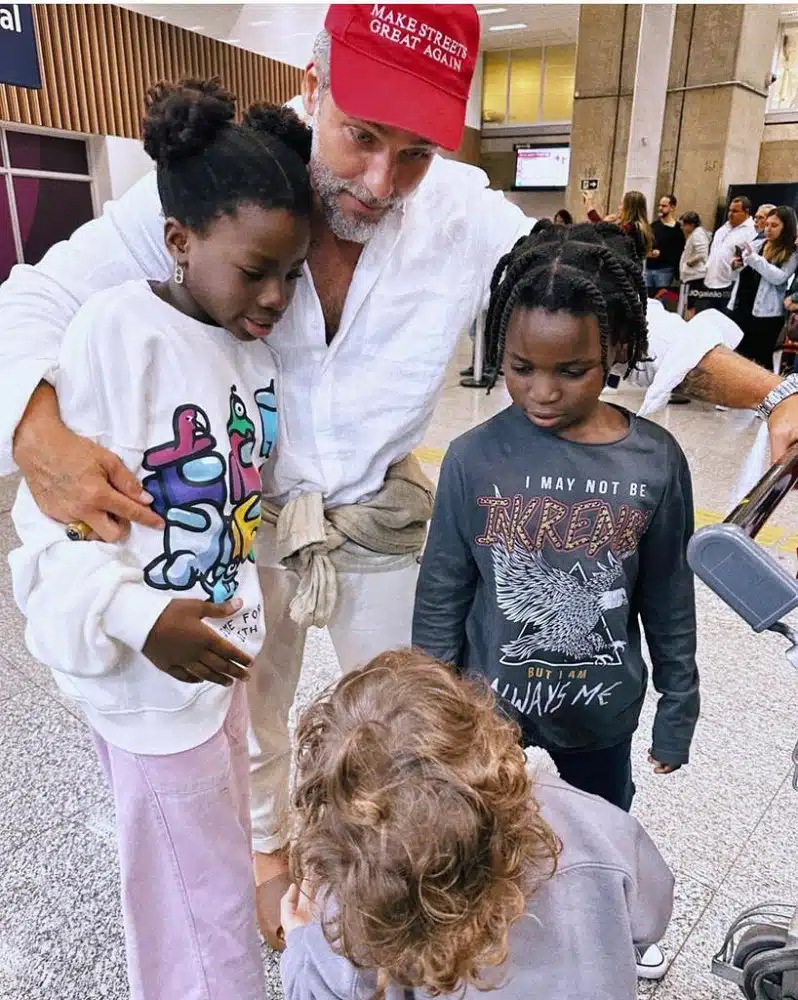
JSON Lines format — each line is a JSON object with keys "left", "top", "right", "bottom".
{"left": 668, "top": 392, "right": 691, "bottom": 405}
{"left": 460, "top": 365, "right": 474, "bottom": 377}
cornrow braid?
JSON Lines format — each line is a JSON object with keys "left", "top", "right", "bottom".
{"left": 484, "top": 225, "right": 650, "bottom": 392}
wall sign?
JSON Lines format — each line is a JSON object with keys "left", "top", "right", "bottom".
{"left": 0, "top": 4, "right": 41, "bottom": 90}
{"left": 581, "top": 178, "right": 599, "bottom": 191}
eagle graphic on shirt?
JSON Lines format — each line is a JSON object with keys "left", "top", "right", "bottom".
{"left": 492, "top": 544, "right": 629, "bottom": 667}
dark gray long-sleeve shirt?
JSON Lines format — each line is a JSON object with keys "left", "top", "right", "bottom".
{"left": 412, "top": 405, "right": 699, "bottom": 766}
{"left": 280, "top": 773, "right": 674, "bottom": 1000}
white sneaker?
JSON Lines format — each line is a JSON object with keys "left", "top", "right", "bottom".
{"left": 636, "top": 944, "right": 668, "bottom": 980}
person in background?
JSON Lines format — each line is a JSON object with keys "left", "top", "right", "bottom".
{"left": 730, "top": 205, "right": 798, "bottom": 370}
{"left": 280, "top": 652, "right": 675, "bottom": 1000}
{"left": 695, "top": 196, "right": 756, "bottom": 314}
{"left": 753, "top": 202, "right": 777, "bottom": 250}
{"left": 8, "top": 82, "right": 314, "bottom": 999}
{"left": 679, "top": 211, "right": 710, "bottom": 319}
{"left": 782, "top": 285, "right": 798, "bottom": 374}
{"left": 554, "top": 208, "right": 573, "bottom": 226}
{"left": 647, "top": 194, "right": 685, "bottom": 297}
{"left": 413, "top": 228, "right": 698, "bottom": 981}
{"left": 583, "top": 189, "right": 653, "bottom": 263}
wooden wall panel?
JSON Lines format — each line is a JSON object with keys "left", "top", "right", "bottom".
{"left": 0, "top": 4, "right": 304, "bottom": 138}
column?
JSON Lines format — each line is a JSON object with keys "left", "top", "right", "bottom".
{"left": 568, "top": 4, "right": 781, "bottom": 229}
{"left": 623, "top": 5, "right": 676, "bottom": 209}
{"left": 566, "top": 5, "right": 642, "bottom": 220}
{"left": 663, "top": 4, "right": 780, "bottom": 227}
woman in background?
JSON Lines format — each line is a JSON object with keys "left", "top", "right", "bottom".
{"left": 679, "top": 211, "right": 710, "bottom": 319}
{"left": 729, "top": 206, "right": 798, "bottom": 370}
{"left": 554, "top": 208, "right": 573, "bottom": 226}
{"left": 583, "top": 189, "right": 653, "bottom": 264}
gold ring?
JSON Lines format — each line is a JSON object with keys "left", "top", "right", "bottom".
{"left": 65, "top": 521, "right": 92, "bottom": 541}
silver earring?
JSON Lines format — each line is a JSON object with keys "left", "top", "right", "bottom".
{"left": 174, "top": 262, "right": 185, "bottom": 285}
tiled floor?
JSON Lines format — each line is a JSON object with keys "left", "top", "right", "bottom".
{"left": 3, "top": 337, "right": 798, "bottom": 998}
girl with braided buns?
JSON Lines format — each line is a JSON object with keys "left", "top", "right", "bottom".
{"left": 414, "top": 224, "right": 700, "bottom": 818}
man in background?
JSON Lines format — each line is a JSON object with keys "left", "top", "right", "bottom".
{"left": 694, "top": 196, "right": 756, "bottom": 314}
{"left": 646, "top": 194, "right": 686, "bottom": 297}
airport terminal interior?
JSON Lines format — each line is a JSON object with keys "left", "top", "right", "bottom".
{"left": 5, "top": 3, "right": 798, "bottom": 999}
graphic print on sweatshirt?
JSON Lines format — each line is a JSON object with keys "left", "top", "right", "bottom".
{"left": 475, "top": 473, "right": 652, "bottom": 719}
{"left": 141, "top": 381, "right": 277, "bottom": 604}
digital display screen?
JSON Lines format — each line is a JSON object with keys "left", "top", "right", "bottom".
{"left": 514, "top": 145, "right": 571, "bottom": 190}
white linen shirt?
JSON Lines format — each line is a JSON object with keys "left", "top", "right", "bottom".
{"left": 0, "top": 155, "right": 532, "bottom": 506}
{"left": 705, "top": 218, "right": 757, "bottom": 289}
{"left": 0, "top": 151, "right": 745, "bottom": 508}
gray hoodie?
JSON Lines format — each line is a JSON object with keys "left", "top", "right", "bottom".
{"left": 280, "top": 772, "right": 674, "bottom": 1000}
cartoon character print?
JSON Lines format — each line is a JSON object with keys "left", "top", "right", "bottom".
{"left": 143, "top": 385, "right": 272, "bottom": 603}
{"left": 254, "top": 379, "right": 277, "bottom": 459}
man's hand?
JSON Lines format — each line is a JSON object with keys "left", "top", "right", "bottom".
{"left": 13, "top": 382, "right": 162, "bottom": 542}
{"left": 143, "top": 597, "right": 253, "bottom": 686}
{"left": 280, "top": 882, "right": 317, "bottom": 938}
{"left": 648, "top": 751, "right": 680, "bottom": 775}
{"left": 768, "top": 393, "right": 798, "bottom": 463}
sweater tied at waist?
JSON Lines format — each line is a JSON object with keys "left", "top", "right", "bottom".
{"left": 261, "top": 454, "right": 434, "bottom": 628}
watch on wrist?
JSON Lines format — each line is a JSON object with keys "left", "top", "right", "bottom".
{"left": 755, "top": 372, "right": 798, "bottom": 421}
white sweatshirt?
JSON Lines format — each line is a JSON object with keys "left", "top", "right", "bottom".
{"left": 0, "top": 153, "right": 741, "bottom": 512}
{"left": 9, "top": 280, "right": 278, "bottom": 755}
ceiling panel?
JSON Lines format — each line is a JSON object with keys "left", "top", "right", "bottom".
{"left": 479, "top": 4, "right": 580, "bottom": 51}
{"left": 121, "top": 4, "right": 581, "bottom": 61}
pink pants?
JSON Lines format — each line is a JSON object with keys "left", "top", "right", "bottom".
{"left": 90, "top": 683, "right": 265, "bottom": 1000}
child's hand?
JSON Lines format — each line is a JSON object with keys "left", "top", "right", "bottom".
{"left": 143, "top": 597, "right": 252, "bottom": 686}
{"left": 648, "top": 751, "right": 681, "bottom": 775}
{"left": 281, "top": 881, "right": 317, "bottom": 938}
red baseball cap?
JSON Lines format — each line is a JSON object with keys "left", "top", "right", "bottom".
{"left": 323, "top": 4, "right": 481, "bottom": 151}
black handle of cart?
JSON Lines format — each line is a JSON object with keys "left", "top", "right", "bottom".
{"left": 726, "top": 441, "right": 798, "bottom": 540}
{"left": 688, "top": 442, "right": 798, "bottom": 997}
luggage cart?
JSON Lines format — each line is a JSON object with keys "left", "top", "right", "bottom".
{"left": 687, "top": 441, "right": 798, "bottom": 999}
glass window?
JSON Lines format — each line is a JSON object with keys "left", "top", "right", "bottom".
{"left": 7, "top": 131, "right": 90, "bottom": 175}
{"left": 508, "top": 48, "right": 543, "bottom": 124}
{"left": 13, "top": 177, "right": 94, "bottom": 266}
{"left": 482, "top": 51, "right": 509, "bottom": 124}
{"left": 0, "top": 181, "right": 17, "bottom": 284}
{"left": 541, "top": 44, "right": 576, "bottom": 122}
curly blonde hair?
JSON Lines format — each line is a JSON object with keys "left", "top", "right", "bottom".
{"left": 290, "top": 650, "right": 561, "bottom": 996}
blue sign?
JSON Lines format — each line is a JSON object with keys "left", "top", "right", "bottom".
{"left": 0, "top": 4, "right": 41, "bottom": 90}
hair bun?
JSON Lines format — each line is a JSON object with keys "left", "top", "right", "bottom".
{"left": 143, "top": 78, "right": 236, "bottom": 166}
{"left": 243, "top": 103, "right": 312, "bottom": 165}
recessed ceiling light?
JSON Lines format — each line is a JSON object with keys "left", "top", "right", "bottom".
{"left": 188, "top": 24, "right": 204, "bottom": 31}
{"left": 489, "top": 23, "right": 527, "bottom": 32}
{"left": 477, "top": 7, "right": 507, "bottom": 14}
{"left": 249, "top": 19, "right": 272, "bottom": 27}
{"left": 228, "top": 38, "right": 241, "bottom": 43}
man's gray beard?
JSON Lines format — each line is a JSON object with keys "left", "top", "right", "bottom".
{"left": 309, "top": 129, "right": 403, "bottom": 245}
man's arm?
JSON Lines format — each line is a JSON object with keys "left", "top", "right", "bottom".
{"left": 677, "top": 344, "right": 798, "bottom": 462}
{"left": 0, "top": 171, "right": 167, "bottom": 538}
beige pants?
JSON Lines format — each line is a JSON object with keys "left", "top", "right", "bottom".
{"left": 247, "top": 524, "right": 420, "bottom": 852}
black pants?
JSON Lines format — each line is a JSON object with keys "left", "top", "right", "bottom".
{"left": 548, "top": 738, "right": 635, "bottom": 812}
{"left": 733, "top": 313, "right": 784, "bottom": 371}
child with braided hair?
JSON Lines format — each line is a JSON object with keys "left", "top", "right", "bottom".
{"left": 414, "top": 231, "right": 699, "bottom": 818}
{"left": 413, "top": 232, "right": 696, "bottom": 978}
